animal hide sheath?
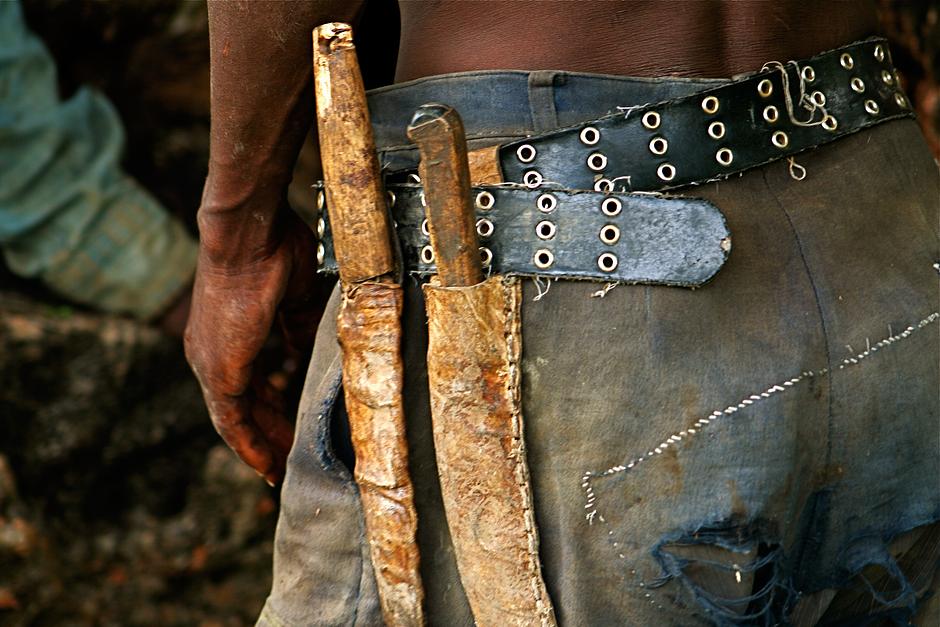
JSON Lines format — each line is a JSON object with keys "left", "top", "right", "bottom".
{"left": 423, "top": 276, "right": 557, "bottom": 626}
{"left": 336, "top": 282, "right": 424, "bottom": 625}
{"left": 314, "top": 22, "right": 425, "bottom": 626}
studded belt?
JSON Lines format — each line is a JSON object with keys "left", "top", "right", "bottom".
{"left": 315, "top": 38, "right": 912, "bottom": 286}
{"left": 317, "top": 185, "right": 731, "bottom": 286}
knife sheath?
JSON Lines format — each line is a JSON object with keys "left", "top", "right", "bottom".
{"left": 423, "top": 276, "right": 557, "bottom": 626}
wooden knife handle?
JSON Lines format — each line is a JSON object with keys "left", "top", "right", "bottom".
{"left": 313, "top": 22, "right": 395, "bottom": 284}
{"left": 407, "top": 104, "right": 485, "bottom": 288}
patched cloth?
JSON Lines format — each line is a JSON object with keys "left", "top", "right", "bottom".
{"left": 260, "top": 43, "right": 939, "bottom": 626}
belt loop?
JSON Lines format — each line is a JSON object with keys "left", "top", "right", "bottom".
{"left": 528, "top": 71, "right": 560, "bottom": 132}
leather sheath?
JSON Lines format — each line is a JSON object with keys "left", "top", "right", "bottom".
{"left": 423, "top": 276, "right": 556, "bottom": 627}
{"left": 336, "top": 282, "right": 424, "bottom": 626}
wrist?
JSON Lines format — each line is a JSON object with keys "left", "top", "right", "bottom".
{"left": 197, "top": 191, "right": 287, "bottom": 269}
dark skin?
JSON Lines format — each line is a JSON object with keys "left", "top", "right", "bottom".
{"left": 186, "top": 1, "right": 879, "bottom": 484}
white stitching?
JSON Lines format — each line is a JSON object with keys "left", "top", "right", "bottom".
{"left": 582, "top": 310, "right": 940, "bottom": 524}
{"left": 504, "top": 278, "right": 554, "bottom": 625}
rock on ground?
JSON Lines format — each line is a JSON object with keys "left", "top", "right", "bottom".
{"left": 0, "top": 293, "right": 276, "bottom": 626}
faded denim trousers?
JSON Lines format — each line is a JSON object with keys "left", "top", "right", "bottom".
{"left": 259, "top": 71, "right": 940, "bottom": 626}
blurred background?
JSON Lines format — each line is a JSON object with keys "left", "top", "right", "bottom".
{"left": 0, "top": 1, "right": 937, "bottom": 625}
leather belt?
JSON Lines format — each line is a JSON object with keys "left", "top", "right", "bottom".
{"left": 315, "top": 38, "right": 911, "bottom": 287}
{"left": 316, "top": 185, "right": 731, "bottom": 287}
{"left": 497, "top": 38, "right": 913, "bottom": 192}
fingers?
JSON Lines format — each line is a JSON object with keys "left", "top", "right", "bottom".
{"left": 251, "top": 376, "right": 296, "bottom": 463}
{"left": 187, "top": 331, "right": 291, "bottom": 484}
{"left": 184, "top": 211, "right": 328, "bottom": 485}
{"left": 204, "top": 390, "right": 284, "bottom": 485}
{"left": 184, "top": 263, "right": 290, "bottom": 485}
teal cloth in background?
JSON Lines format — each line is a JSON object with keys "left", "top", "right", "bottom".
{"left": 0, "top": 0, "right": 196, "bottom": 319}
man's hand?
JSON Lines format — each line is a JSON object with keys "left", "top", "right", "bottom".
{"left": 187, "top": 1, "right": 362, "bottom": 482}
{"left": 185, "top": 209, "right": 326, "bottom": 485}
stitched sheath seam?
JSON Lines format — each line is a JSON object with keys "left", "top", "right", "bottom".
{"left": 504, "top": 277, "right": 552, "bottom": 625}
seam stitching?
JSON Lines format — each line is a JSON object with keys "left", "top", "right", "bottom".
{"left": 503, "top": 277, "right": 552, "bottom": 624}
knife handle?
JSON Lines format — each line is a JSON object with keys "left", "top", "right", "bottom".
{"left": 407, "top": 104, "right": 485, "bottom": 288}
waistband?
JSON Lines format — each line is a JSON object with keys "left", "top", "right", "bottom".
{"left": 366, "top": 38, "right": 911, "bottom": 180}
{"left": 367, "top": 70, "right": 726, "bottom": 151}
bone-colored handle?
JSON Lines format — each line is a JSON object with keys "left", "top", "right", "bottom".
{"left": 314, "top": 22, "right": 395, "bottom": 284}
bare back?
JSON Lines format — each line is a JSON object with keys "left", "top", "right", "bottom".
{"left": 396, "top": 0, "right": 880, "bottom": 81}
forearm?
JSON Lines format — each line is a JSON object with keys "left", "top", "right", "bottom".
{"left": 200, "top": 0, "right": 363, "bottom": 266}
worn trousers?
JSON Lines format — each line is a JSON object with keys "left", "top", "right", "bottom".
{"left": 259, "top": 70, "right": 940, "bottom": 626}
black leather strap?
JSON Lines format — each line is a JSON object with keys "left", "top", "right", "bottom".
{"left": 316, "top": 38, "right": 911, "bottom": 287}
{"left": 499, "top": 38, "right": 913, "bottom": 192}
{"left": 316, "top": 184, "right": 730, "bottom": 287}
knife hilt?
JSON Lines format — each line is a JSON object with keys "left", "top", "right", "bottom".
{"left": 407, "top": 104, "right": 485, "bottom": 288}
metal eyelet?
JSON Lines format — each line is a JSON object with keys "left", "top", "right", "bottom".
{"left": 580, "top": 126, "right": 601, "bottom": 145}
{"left": 648, "top": 136, "right": 668, "bottom": 156}
{"left": 895, "top": 92, "right": 908, "bottom": 108}
{"left": 641, "top": 111, "right": 661, "bottom": 130}
{"left": 420, "top": 245, "right": 435, "bottom": 264}
{"left": 479, "top": 247, "right": 493, "bottom": 266}
{"left": 516, "top": 144, "right": 537, "bottom": 163}
{"left": 707, "top": 121, "right": 726, "bottom": 139}
{"left": 772, "top": 130, "right": 789, "bottom": 149}
{"left": 601, "top": 197, "right": 622, "bottom": 217}
{"left": 701, "top": 96, "right": 720, "bottom": 115}
{"left": 475, "top": 190, "right": 496, "bottom": 210}
{"left": 386, "top": 190, "right": 396, "bottom": 207}
{"left": 537, "top": 193, "right": 557, "bottom": 213}
{"left": 881, "top": 70, "right": 893, "bottom": 86}
{"left": 763, "top": 105, "right": 779, "bottom": 123}
{"left": 865, "top": 99, "right": 880, "bottom": 115}
{"left": 523, "top": 171, "right": 543, "bottom": 188}
{"left": 716, "top": 148, "right": 734, "bottom": 166}
{"left": 419, "top": 190, "right": 426, "bottom": 207}
{"left": 476, "top": 218, "right": 494, "bottom": 238}
{"left": 801, "top": 66, "right": 815, "bottom": 82}
{"left": 851, "top": 77, "right": 865, "bottom": 93}
{"left": 316, "top": 217, "right": 326, "bottom": 239}
{"left": 408, "top": 173, "right": 422, "bottom": 184}
{"left": 420, "top": 218, "right": 430, "bottom": 236}
{"left": 599, "top": 224, "right": 620, "bottom": 245}
{"left": 757, "top": 79, "right": 773, "bottom": 97}
{"left": 656, "top": 163, "right": 676, "bottom": 182}
{"left": 811, "top": 91, "right": 826, "bottom": 107}
{"left": 597, "top": 252, "right": 619, "bottom": 273}
{"left": 594, "top": 179, "right": 613, "bottom": 192}
{"left": 821, "top": 115, "right": 838, "bottom": 132}
{"left": 874, "top": 44, "right": 885, "bottom": 62}
{"left": 533, "top": 248, "right": 554, "bottom": 269}
{"left": 317, "top": 189, "right": 326, "bottom": 210}
{"left": 840, "top": 53, "right": 854, "bottom": 69}
{"left": 587, "top": 153, "right": 608, "bottom": 172}
{"left": 535, "top": 220, "right": 556, "bottom": 240}
{"left": 316, "top": 242, "right": 325, "bottom": 266}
